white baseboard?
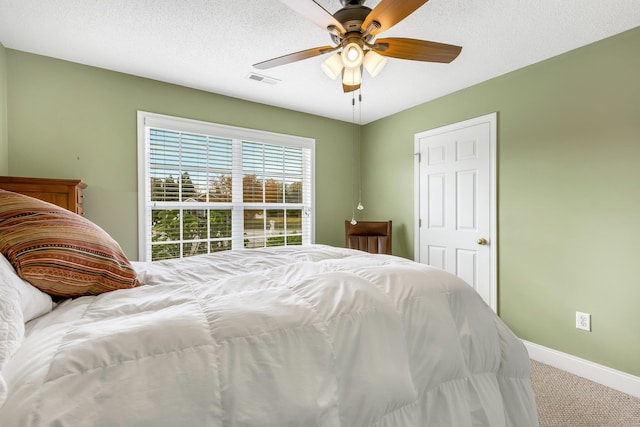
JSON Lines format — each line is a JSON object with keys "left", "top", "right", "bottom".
{"left": 523, "top": 340, "right": 640, "bottom": 399}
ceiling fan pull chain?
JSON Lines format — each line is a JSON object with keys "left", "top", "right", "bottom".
{"left": 358, "top": 88, "right": 363, "bottom": 123}
{"left": 357, "top": 88, "right": 364, "bottom": 211}
{"left": 351, "top": 91, "right": 358, "bottom": 225}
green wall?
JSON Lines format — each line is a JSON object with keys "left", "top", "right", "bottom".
{"left": 361, "top": 27, "right": 640, "bottom": 376}
{"left": 5, "top": 50, "right": 357, "bottom": 259}
{"left": 0, "top": 42, "right": 7, "bottom": 175}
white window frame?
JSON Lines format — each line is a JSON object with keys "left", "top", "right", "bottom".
{"left": 137, "top": 111, "right": 315, "bottom": 261}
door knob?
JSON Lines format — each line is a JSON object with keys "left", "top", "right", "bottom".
{"left": 477, "top": 238, "right": 488, "bottom": 246}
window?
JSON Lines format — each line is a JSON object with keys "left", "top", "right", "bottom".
{"left": 137, "top": 112, "right": 314, "bottom": 261}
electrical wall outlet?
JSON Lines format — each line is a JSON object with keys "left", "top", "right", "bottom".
{"left": 576, "top": 311, "right": 591, "bottom": 331}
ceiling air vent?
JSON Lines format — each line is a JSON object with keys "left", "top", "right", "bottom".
{"left": 247, "top": 72, "right": 280, "bottom": 85}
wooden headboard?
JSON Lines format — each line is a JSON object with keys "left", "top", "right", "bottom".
{"left": 0, "top": 176, "right": 87, "bottom": 215}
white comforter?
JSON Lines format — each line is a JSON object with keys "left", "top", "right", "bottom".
{"left": 0, "top": 245, "right": 538, "bottom": 426}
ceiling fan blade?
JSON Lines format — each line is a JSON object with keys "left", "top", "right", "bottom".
{"left": 253, "top": 45, "right": 338, "bottom": 70}
{"left": 373, "top": 38, "right": 462, "bottom": 63}
{"left": 343, "top": 82, "right": 360, "bottom": 93}
{"left": 362, "top": 0, "right": 429, "bottom": 36}
{"left": 278, "top": 0, "right": 346, "bottom": 35}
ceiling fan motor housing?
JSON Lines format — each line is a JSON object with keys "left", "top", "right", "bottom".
{"left": 339, "top": 0, "right": 366, "bottom": 6}
{"left": 331, "top": 4, "right": 373, "bottom": 44}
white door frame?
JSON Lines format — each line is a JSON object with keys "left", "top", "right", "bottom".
{"left": 413, "top": 112, "right": 498, "bottom": 312}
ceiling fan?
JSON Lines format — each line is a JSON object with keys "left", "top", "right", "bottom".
{"left": 254, "top": 0, "right": 462, "bottom": 93}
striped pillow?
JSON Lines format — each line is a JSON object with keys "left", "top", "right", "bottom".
{"left": 0, "top": 189, "right": 141, "bottom": 297}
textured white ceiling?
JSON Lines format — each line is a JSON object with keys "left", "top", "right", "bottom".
{"left": 1, "top": 0, "right": 639, "bottom": 123}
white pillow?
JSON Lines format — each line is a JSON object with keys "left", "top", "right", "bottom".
{"left": 0, "top": 254, "right": 53, "bottom": 322}
{"left": 0, "top": 256, "right": 25, "bottom": 408}
{"left": 0, "top": 254, "right": 53, "bottom": 408}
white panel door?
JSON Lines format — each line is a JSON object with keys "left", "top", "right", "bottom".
{"left": 414, "top": 113, "right": 497, "bottom": 311}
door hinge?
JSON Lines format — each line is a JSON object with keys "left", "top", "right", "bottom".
{"left": 419, "top": 218, "right": 422, "bottom": 227}
{"left": 414, "top": 152, "right": 421, "bottom": 162}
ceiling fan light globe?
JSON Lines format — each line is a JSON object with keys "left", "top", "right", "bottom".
{"left": 363, "top": 50, "right": 387, "bottom": 77}
{"left": 341, "top": 42, "right": 364, "bottom": 68}
{"left": 321, "top": 53, "right": 343, "bottom": 80}
{"left": 342, "top": 66, "right": 362, "bottom": 86}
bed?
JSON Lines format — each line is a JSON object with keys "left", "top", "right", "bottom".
{"left": 0, "top": 188, "right": 539, "bottom": 426}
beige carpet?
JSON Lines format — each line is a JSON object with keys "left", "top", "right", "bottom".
{"left": 530, "top": 360, "right": 640, "bottom": 426}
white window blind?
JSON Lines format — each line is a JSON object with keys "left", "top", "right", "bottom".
{"left": 137, "top": 111, "right": 314, "bottom": 261}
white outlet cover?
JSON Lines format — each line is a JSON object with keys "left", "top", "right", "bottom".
{"left": 576, "top": 311, "right": 591, "bottom": 331}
